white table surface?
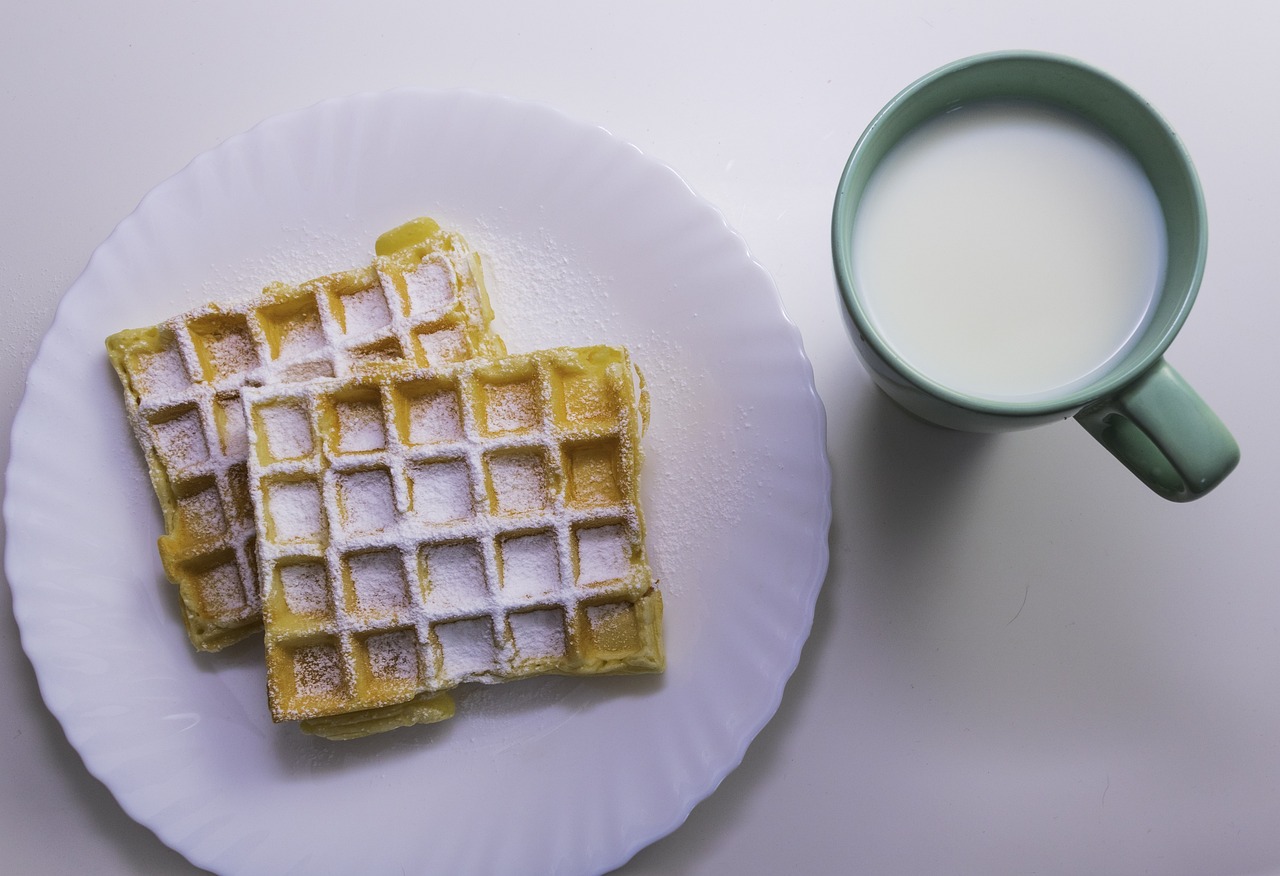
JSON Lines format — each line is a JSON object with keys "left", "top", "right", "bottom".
{"left": 4, "top": 3, "right": 1279, "bottom": 874}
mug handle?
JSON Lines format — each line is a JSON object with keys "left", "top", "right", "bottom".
{"left": 1075, "top": 359, "right": 1239, "bottom": 502}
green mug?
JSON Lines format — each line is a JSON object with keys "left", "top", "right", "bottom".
{"left": 832, "top": 51, "right": 1239, "bottom": 501}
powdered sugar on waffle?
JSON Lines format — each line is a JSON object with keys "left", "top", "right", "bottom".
{"left": 246, "top": 346, "right": 659, "bottom": 721}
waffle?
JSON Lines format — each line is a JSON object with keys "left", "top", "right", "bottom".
{"left": 243, "top": 345, "right": 663, "bottom": 737}
{"left": 106, "top": 218, "right": 505, "bottom": 651}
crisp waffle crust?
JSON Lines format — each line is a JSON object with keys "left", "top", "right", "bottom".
{"left": 243, "top": 346, "right": 663, "bottom": 730}
{"left": 105, "top": 219, "right": 505, "bottom": 650}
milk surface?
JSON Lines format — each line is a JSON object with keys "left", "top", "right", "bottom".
{"left": 852, "top": 101, "right": 1167, "bottom": 401}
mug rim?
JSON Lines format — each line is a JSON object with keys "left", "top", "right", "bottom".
{"left": 832, "top": 50, "right": 1207, "bottom": 418}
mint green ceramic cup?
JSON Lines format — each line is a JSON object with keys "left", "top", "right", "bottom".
{"left": 832, "top": 51, "right": 1239, "bottom": 501}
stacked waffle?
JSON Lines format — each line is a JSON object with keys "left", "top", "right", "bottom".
{"left": 107, "top": 218, "right": 663, "bottom": 739}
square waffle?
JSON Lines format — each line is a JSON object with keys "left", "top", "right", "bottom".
{"left": 243, "top": 345, "right": 663, "bottom": 737}
{"left": 106, "top": 218, "right": 505, "bottom": 651}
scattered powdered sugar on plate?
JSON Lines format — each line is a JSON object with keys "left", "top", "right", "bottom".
{"left": 468, "top": 220, "right": 750, "bottom": 599}
{"left": 469, "top": 221, "right": 619, "bottom": 352}
{"left": 189, "top": 221, "right": 378, "bottom": 307}
{"left": 451, "top": 675, "right": 587, "bottom": 750}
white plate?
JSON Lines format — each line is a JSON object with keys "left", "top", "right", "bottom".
{"left": 5, "top": 90, "right": 830, "bottom": 876}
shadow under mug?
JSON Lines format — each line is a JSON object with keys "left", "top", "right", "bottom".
{"left": 832, "top": 51, "right": 1240, "bottom": 502}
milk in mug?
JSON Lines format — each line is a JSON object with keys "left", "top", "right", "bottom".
{"left": 851, "top": 100, "right": 1167, "bottom": 402}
